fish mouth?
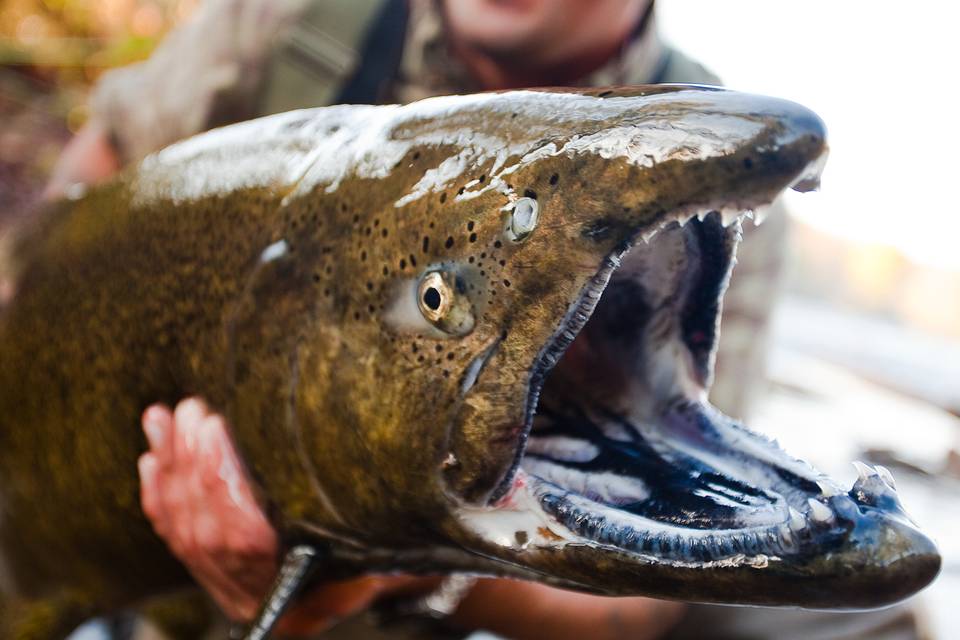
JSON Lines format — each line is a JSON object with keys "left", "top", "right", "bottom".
{"left": 462, "top": 189, "right": 940, "bottom": 608}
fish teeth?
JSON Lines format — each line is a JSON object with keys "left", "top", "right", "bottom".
{"left": 719, "top": 206, "right": 741, "bottom": 227}
{"left": 788, "top": 506, "right": 806, "bottom": 531}
{"left": 816, "top": 479, "right": 841, "bottom": 497}
{"left": 875, "top": 464, "right": 897, "bottom": 490}
{"left": 749, "top": 204, "right": 773, "bottom": 225}
{"left": 807, "top": 498, "right": 834, "bottom": 524}
{"left": 852, "top": 460, "right": 877, "bottom": 482}
{"left": 778, "top": 524, "right": 795, "bottom": 549}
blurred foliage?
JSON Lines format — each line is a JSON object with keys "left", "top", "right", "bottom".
{"left": 0, "top": 0, "right": 187, "bottom": 219}
{"left": 0, "top": 0, "right": 194, "bottom": 85}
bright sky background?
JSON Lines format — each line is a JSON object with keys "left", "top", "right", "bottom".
{"left": 659, "top": 1, "right": 960, "bottom": 271}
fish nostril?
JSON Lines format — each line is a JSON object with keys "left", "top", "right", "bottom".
{"left": 508, "top": 197, "right": 539, "bottom": 242}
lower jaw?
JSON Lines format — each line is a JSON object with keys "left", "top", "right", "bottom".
{"left": 532, "top": 478, "right": 803, "bottom": 565}
{"left": 509, "top": 396, "right": 843, "bottom": 567}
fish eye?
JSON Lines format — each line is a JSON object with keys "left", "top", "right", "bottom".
{"left": 418, "top": 271, "right": 451, "bottom": 322}
{"left": 416, "top": 270, "right": 475, "bottom": 335}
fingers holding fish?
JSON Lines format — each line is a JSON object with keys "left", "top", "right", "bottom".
{"left": 138, "top": 398, "right": 276, "bottom": 621}
{"left": 137, "top": 398, "right": 449, "bottom": 632}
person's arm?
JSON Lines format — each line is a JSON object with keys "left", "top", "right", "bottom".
{"left": 139, "top": 398, "right": 685, "bottom": 638}
{"left": 45, "top": 0, "right": 309, "bottom": 202}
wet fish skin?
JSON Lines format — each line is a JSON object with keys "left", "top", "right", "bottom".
{"left": 0, "top": 85, "right": 856, "bottom": 634}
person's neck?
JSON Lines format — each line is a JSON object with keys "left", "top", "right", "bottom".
{"left": 449, "top": 37, "right": 626, "bottom": 91}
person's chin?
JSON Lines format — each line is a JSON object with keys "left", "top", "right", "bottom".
{"left": 444, "top": 0, "right": 551, "bottom": 52}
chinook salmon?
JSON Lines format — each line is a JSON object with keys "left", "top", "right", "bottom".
{"left": 0, "top": 86, "right": 940, "bottom": 637}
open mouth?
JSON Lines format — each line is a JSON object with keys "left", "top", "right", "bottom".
{"left": 460, "top": 192, "right": 938, "bottom": 601}
{"left": 494, "top": 209, "right": 857, "bottom": 563}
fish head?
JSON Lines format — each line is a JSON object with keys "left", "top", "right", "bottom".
{"left": 281, "top": 86, "right": 937, "bottom": 608}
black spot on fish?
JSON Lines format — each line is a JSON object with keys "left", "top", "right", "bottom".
{"left": 399, "top": 258, "right": 406, "bottom": 269}
{"left": 440, "top": 192, "right": 447, "bottom": 203}
{"left": 413, "top": 151, "right": 420, "bottom": 160}
{"left": 493, "top": 240, "right": 502, "bottom": 249}
{"left": 422, "top": 236, "right": 430, "bottom": 253}
{"left": 366, "top": 282, "right": 374, "bottom": 291}
{"left": 469, "top": 233, "right": 477, "bottom": 243}
{"left": 360, "top": 250, "right": 367, "bottom": 262}
{"left": 458, "top": 186, "right": 465, "bottom": 196}
{"left": 549, "top": 173, "right": 559, "bottom": 186}
{"left": 445, "top": 236, "right": 455, "bottom": 249}
{"left": 743, "top": 157, "right": 754, "bottom": 170}
{"left": 479, "top": 174, "right": 486, "bottom": 184}
{"left": 381, "top": 228, "right": 388, "bottom": 238}
{"left": 467, "top": 221, "right": 475, "bottom": 231}
{"left": 598, "top": 90, "right": 613, "bottom": 98}
{"left": 409, "top": 254, "right": 417, "bottom": 268}
{"left": 524, "top": 189, "right": 537, "bottom": 200}
{"left": 503, "top": 279, "right": 511, "bottom": 288}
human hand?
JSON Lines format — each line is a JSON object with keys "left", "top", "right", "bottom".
{"left": 137, "top": 398, "right": 416, "bottom": 636}
{"left": 44, "top": 119, "right": 121, "bottom": 201}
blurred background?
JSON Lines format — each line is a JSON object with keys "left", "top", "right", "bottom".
{"left": 1, "top": 0, "right": 958, "bottom": 635}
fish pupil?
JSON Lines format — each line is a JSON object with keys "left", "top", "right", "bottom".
{"left": 423, "top": 287, "right": 443, "bottom": 311}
